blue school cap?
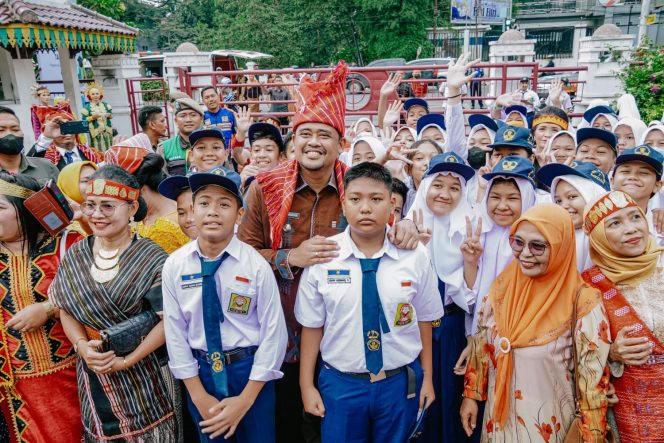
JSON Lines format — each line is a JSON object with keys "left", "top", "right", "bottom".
{"left": 487, "top": 125, "right": 533, "bottom": 152}
{"left": 615, "top": 144, "right": 664, "bottom": 180}
{"left": 576, "top": 128, "right": 618, "bottom": 154}
{"left": 583, "top": 105, "right": 616, "bottom": 124}
{"left": 416, "top": 113, "right": 446, "bottom": 135}
{"left": 403, "top": 98, "right": 429, "bottom": 113}
{"left": 189, "top": 127, "right": 227, "bottom": 148}
{"left": 188, "top": 166, "right": 243, "bottom": 204}
{"left": 482, "top": 156, "right": 535, "bottom": 184}
{"left": 249, "top": 122, "right": 284, "bottom": 152}
{"left": 426, "top": 152, "right": 475, "bottom": 182}
{"left": 504, "top": 105, "right": 528, "bottom": 118}
{"left": 158, "top": 175, "right": 191, "bottom": 201}
{"left": 536, "top": 161, "right": 610, "bottom": 191}
{"left": 468, "top": 114, "right": 499, "bottom": 132}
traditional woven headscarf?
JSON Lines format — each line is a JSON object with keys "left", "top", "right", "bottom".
{"left": 584, "top": 191, "right": 663, "bottom": 286}
{"left": 490, "top": 204, "right": 601, "bottom": 428}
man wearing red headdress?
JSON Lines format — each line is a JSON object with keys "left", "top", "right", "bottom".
{"left": 29, "top": 113, "right": 102, "bottom": 170}
{"left": 238, "top": 61, "right": 421, "bottom": 442}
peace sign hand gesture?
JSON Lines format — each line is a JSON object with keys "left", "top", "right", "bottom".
{"left": 460, "top": 216, "right": 483, "bottom": 265}
{"left": 412, "top": 209, "right": 432, "bottom": 246}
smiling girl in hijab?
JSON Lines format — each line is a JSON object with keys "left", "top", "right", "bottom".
{"left": 461, "top": 204, "right": 610, "bottom": 442}
{"left": 344, "top": 135, "right": 387, "bottom": 166}
{"left": 537, "top": 161, "right": 609, "bottom": 272}
{"left": 407, "top": 152, "right": 477, "bottom": 443}
{"left": 543, "top": 130, "right": 577, "bottom": 164}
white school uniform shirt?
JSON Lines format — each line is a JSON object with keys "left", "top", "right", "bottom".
{"left": 162, "top": 236, "right": 287, "bottom": 382}
{"left": 295, "top": 228, "right": 444, "bottom": 373}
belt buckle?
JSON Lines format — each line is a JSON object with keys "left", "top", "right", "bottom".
{"left": 369, "top": 370, "right": 386, "bottom": 383}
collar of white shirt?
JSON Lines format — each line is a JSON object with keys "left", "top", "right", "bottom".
{"left": 55, "top": 145, "right": 79, "bottom": 159}
{"left": 336, "top": 226, "right": 399, "bottom": 261}
{"left": 193, "top": 235, "right": 242, "bottom": 261}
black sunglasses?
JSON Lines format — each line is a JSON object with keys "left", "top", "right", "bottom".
{"left": 508, "top": 236, "right": 549, "bottom": 256}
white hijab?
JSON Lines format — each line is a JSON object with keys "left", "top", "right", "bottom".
{"left": 466, "top": 124, "right": 496, "bottom": 148}
{"left": 640, "top": 125, "right": 664, "bottom": 157}
{"left": 617, "top": 93, "right": 641, "bottom": 121}
{"left": 390, "top": 126, "right": 417, "bottom": 145}
{"left": 406, "top": 171, "right": 473, "bottom": 310}
{"left": 615, "top": 118, "right": 647, "bottom": 150}
{"left": 543, "top": 130, "right": 577, "bottom": 163}
{"left": 352, "top": 117, "right": 377, "bottom": 138}
{"left": 470, "top": 176, "right": 536, "bottom": 334}
{"left": 345, "top": 136, "right": 387, "bottom": 166}
{"left": 550, "top": 174, "right": 607, "bottom": 272}
{"left": 416, "top": 123, "right": 448, "bottom": 148}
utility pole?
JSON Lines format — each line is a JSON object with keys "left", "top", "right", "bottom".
{"left": 433, "top": 0, "right": 439, "bottom": 57}
{"left": 637, "top": 0, "right": 651, "bottom": 45}
{"left": 475, "top": 0, "right": 482, "bottom": 60}
{"left": 349, "top": 10, "right": 364, "bottom": 67}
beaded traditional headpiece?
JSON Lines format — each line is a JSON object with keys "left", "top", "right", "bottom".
{"left": 583, "top": 191, "right": 639, "bottom": 234}
{"left": 85, "top": 82, "right": 104, "bottom": 100}
{"left": 0, "top": 179, "right": 36, "bottom": 199}
{"left": 532, "top": 115, "right": 569, "bottom": 131}
{"left": 30, "top": 84, "right": 49, "bottom": 99}
{"left": 86, "top": 179, "right": 139, "bottom": 202}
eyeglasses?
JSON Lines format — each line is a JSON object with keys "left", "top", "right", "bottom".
{"left": 508, "top": 236, "right": 549, "bottom": 256}
{"left": 81, "top": 202, "right": 130, "bottom": 217}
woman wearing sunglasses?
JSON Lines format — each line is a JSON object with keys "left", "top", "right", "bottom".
{"left": 50, "top": 165, "right": 178, "bottom": 442}
{"left": 460, "top": 204, "right": 610, "bottom": 442}
{"left": 582, "top": 191, "right": 664, "bottom": 442}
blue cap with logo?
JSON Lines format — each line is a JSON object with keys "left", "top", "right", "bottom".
{"left": 249, "top": 122, "right": 284, "bottom": 152}
{"left": 482, "top": 156, "right": 535, "bottom": 184}
{"left": 416, "top": 113, "right": 446, "bottom": 135}
{"left": 158, "top": 175, "right": 191, "bottom": 201}
{"left": 403, "top": 97, "right": 429, "bottom": 113}
{"left": 189, "top": 127, "right": 227, "bottom": 149}
{"left": 583, "top": 105, "right": 616, "bottom": 124}
{"left": 468, "top": 114, "right": 499, "bottom": 133}
{"left": 425, "top": 152, "right": 475, "bottom": 182}
{"left": 615, "top": 144, "right": 664, "bottom": 179}
{"left": 576, "top": 128, "right": 618, "bottom": 154}
{"left": 536, "top": 160, "right": 610, "bottom": 191}
{"left": 188, "top": 166, "right": 243, "bottom": 204}
{"left": 504, "top": 105, "right": 528, "bottom": 118}
{"left": 487, "top": 125, "right": 533, "bottom": 152}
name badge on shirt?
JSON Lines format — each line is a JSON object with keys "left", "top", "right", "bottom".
{"left": 394, "top": 303, "right": 413, "bottom": 326}
{"left": 228, "top": 293, "right": 251, "bottom": 315}
{"left": 181, "top": 273, "right": 202, "bottom": 289}
{"left": 327, "top": 269, "right": 351, "bottom": 284}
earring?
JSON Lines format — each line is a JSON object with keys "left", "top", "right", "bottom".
{"left": 129, "top": 215, "right": 135, "bottom": 227}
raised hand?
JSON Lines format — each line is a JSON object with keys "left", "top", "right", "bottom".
{"left": 446, "top": 53, "right": 481, "bottom": 93}
{"left": 547, "top": 78, "right": 563, "bottom": 108}
{"left": 381, "top": 144, "right": 416, "bottom": 165}
{"left": 477, "top": 153, "right": 494, "bottom": 192}
{"left": 380, "top": 72, "right": 403, "bottom": 98}
{"left": 460, "top": 216, "right": 483, "bottom": 264}
{"left": 383, "top": 100, "right": 404, "bottom": 127}
{"left": 235, "top": 106, "right": 252, "bottom": 136}
{"left": 379, "top": 126, "right": 394, "bottom": 146}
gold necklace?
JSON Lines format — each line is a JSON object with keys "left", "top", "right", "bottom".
{"left": 90, "top": 238, "right": 128, "bottom": 283}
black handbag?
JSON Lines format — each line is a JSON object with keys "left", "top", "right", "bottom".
{"left": 100, "top": 310, "right": 160, "bottom": 356}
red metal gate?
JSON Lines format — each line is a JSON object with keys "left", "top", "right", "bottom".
{"left": 125, "top": 77, "right": 172, "bottom": 137}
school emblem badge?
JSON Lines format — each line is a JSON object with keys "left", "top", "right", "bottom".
{"left": 635, "top": 145, "right": 651, "bottom": 156}
{"left": 228, "top": 293, "right": 251, "bottom": 314}
{"left": 394, "top": 303, "right": 413, "bottom": 326}
{"left": 444, "top": 154, "right": 458, "bottom": 163}
{"left": 366, "top": 330, "right": 381, "bottom": 351}
{"left": 503, "top": 128, "right": 516, "bottom": 141}
{"left": 590, "top": 168, "right": 606, "bottom": 185}
{"left": 431, "top": 319, "right": 441, "bottom": 328}
{"left": 210, "top": 351, "right": 224, "bottom": 372}
{"left": 501, "top": 159, "right": 518, "bottom": 171}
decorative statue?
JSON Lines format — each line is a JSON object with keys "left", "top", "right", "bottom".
{"left": 30, "top": 84, "right": 73, "bottom": 140}
{"left": 81, "top": 82, "right": 113, "bottom": 152}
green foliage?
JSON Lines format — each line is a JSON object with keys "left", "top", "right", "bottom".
{"left": 81, "top": 0, "right": 440, "bottom": 67}
{"left": 618, "top": 40, "right": 664, "bottom": 123}
{"left": 140, "top": 80, "right": 167, "bottom": 102}
{"left": 78, "top": 0, "right": 126, "bottom": 20}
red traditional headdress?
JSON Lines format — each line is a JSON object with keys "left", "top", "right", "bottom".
{"left": 292, "top": 61, "right": 349, "bottom": 136}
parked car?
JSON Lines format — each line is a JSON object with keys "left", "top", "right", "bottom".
{"left": 346, "top": 58, "right": 406, "bottom": 93}
{"left": 536, "top": 72, "right": 579, "bottom": 101}
{"left": 404, "top": 57, "right": 455, "bottom": 80}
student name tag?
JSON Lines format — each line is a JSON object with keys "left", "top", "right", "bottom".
{"left": 327, "top": 269, "right": 351, "bottom": 284}
{"left": 228, "top": 293, "right": 251, "bottom": 315}
{"left": 181, "top": 273, "right": 202, "bottom": 289}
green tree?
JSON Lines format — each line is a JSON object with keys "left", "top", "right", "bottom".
{"left": 618, "top": 40, "right": 664, "bottom": 124}
{"left": 78, "top": 0, "right": 126, "bottom": 20}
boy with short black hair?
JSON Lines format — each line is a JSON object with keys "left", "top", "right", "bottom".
{"left": 391, "top": 177, "right": 408, "bottom": 223}
{"left": 296, "top": 162, "right": 443, "bottom": 443}
{"left": 162, "top": 166, "right": 287, "bottom": 442}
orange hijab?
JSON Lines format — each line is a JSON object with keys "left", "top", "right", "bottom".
{"left": 489, "top": 203, "right": 601, "bottom": 428}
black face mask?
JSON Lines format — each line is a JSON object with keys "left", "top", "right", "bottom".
{"left": 0, "top": 134, "right": 24, "bottom": 155}
{"left": 468, "top": 146, "right": 487, "bottom": 170}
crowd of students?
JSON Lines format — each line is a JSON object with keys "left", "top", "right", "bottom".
{"left": 0, "top": 52, "right": 661, "bottom": 443}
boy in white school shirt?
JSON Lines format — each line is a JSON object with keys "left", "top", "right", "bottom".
{"left": 162, "top": 164, "right": 287, "bottom": 442}
{"left": 296, "top": 162, "right": 444, "bottom": 443}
